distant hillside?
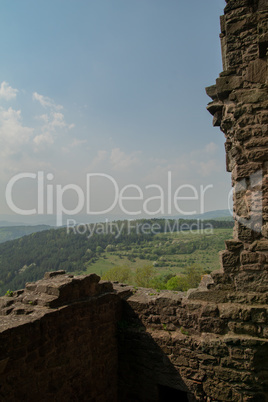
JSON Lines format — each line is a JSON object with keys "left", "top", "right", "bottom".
{"left": 0, "top": 225, "right": 51, "bottom": 244}
{"left": 0, "top": 221, "right": 28, "bottom": 227}
{"left": 0, "top": 210, "right": 233, "bottom": 227}
{"left": 0, "top": 218, "right": 233, "bottom": 295}
{"left": 193, "top": 210, "right": 233, "bottom": 220}
{"left": 169, "top": 210, "right": 233, "bottom": 221}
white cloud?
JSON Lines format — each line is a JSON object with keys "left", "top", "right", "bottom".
{"left": 0, "top": 107, "right": 33, "bottom": 157}
{"left": 190, "top": 142, "right": 218, "bottom": 159}
{"left": 143, "top": 159, "right": 188, "bottom": 184}
{"left": 32, "top": 92, "right": 63, "bottom": 110}
{"left": 33, "top": 93, "right": 74, "bottom": 151}
{"left": 38, "top": 114, "right": 49, "bottom": 123}
{"left": 71, "top": 138, "right": 87, "bottom": 147}
{"left": 205, "top": 142, "right": 218, "bottom": 153}
{"left": 195, "top": 159, "right": 220, "bottom": 177}
{"left": 110, "top": 148, "right": 140, "bottom": 171}
{"left": 49, "top": 112, "right": 67, "bottom": 130}
{"left": 33, "top": 132, "right": 54, "bottom": 147}
{"left": 61, "top": 138, "right": 87, "bottom": 153}
{"left": 88, "top": 150, "right": 109, "bottom": 170}
{"left": 86, "top": 148, "right": 141, "bottom": 173}
{"left": 0, "top": 81, "right": 18, "bottom": 101}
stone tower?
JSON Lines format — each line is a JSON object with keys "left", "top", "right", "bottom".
{"left": 206, "top": 0, "right": 268, "bottom": 300}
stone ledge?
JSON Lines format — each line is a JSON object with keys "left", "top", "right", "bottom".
{"left": 0, "top": 272, "right": 116, "bottom": 325}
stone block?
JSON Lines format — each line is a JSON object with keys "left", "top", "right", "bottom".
{"left": 228, "top": 322, "right": 258, "bottom": 337}
{"left": 235, "top": 221, "right": 259, "bottom": 243}
{"left": 220, "top": 15, "right": 226, "bottom": 34}
{"left": 250, "top": 239, "right": 268, "bottom": 251}
{"left": 261, "top": 223, "right": 268, "bottom": 238}
{"left": 216, "top": 75, "right": 243, "bottom": 98}
{"left": 250, "top": 307, "right": 267, "bottom": 324}
{"left": 201, "top": 303, "right": 219, "bottom": 317}
{"left": 238, "top": 89, "right": 268, "bottom": 104}
{"left": 225, "top": 239, "right": 243, "bottom": 252}
{"left": 258, "top": 0, "right": 268, "bottom": 10}
{"left": 43, "top": 270, "right": 66, "bottom": 279}
{"left": 198, "top": 317, "right": 226, "bottom": 334}
{"left": 232, "top": 162, "right": 262, "bottom": 180}
{"left": 234, "top": 270, "right": 268, "bottom": 292}
{"left": 206, "top": 101, "right": 224, "bottom": 116}
{"left": 220, "top": 250, "right": 240, "bottom": 271}
{"left": 219, "top": 304, "right": 241, "bottom": 320}
{"left": 226, "top": 17, "right": 251, "bottom": 35}
{"left": 240, "top": 251, "right": 259, "bottom": 264}
{"left": 245, "top": 137, "right": 268, "bottom": 148}
{"left": 246, "top": 148, "right": 268, "bottom": 162}
{"left": 245, "top": 58, "right": 267, "bottom": 84}
{"left": 205, "top": 85, "right": 218, "bottom": 100}
{"left": 224, "top": 0, "right": 251, "bottom": 13}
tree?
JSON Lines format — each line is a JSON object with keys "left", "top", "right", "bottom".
{"left": 102, "top": 266, "right": 132, "bottom": 284}
{"left": 185, "top": 265, "right": 203, "bottom": 288}
{"left": 166, "top": 276, "right": 189, "bottom": 291}
{"left": 96, "top": 246, "right": 103, "bottom": 254}
{"left": 135, "top": 265, "right": 155, "bottom": 288}
{"left": 150, "top": 273, "right": 174, "bottom": 290}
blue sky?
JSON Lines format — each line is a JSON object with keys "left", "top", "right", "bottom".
{"left": 0, "top": 0, "right": 231, "bottom": 223}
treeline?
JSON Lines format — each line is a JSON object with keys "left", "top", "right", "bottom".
{"left": 102, "top": 264, "right": 205, "bottom": 291}
{"left": 0, "top": 225, "right": 51, "bottom": 244}
{"left": 131, "top": 218, "right": 233, "bottom": 232}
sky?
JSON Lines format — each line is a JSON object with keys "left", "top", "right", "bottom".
{"left": 0, "top": 0, "right": 231, "bottom": 225}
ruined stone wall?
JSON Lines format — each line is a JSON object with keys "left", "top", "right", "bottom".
{"left": 116, "top": 0, "right": 268, "bottom": 400}
{"left": 1, "top": 271, "right": 267, "bottom": 401}
{"left": 0, "top": 1, "right": 267, "bottom": 401}
{"left": 0, "top": 272, "right": 121, "bottom": 402}
{"left": 115, "top": 280, "right": 268, "bottom": 401}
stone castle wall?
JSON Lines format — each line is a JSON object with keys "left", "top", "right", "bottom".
{"left": 0, "top": 272, "right": 121, "bottom": 402}
{"left": 0, "top": 0, "right": 267, "bottom": 401}
{"left": 206, "top": 0, "right": 268, "bottom": 297}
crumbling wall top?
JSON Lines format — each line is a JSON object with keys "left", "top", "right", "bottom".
{"left": 0, "top": 271, "right": 114, "bottom": 332}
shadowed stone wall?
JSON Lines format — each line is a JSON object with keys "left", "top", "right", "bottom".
{"left": 0, "top": 272, "right": 121, "bottom": 402}
{"left": 0, "top": 1, "right": 267, "bottom": 401}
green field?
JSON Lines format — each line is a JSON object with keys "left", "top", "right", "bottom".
{"left": 82, "top": 228, "right": 232, "bottom": 279}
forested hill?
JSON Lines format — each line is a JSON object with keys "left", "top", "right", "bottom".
{"left": 0, "top": 225, "right": 51, "bottom": 244}
{"left": 0, "top": 218, "right": 233, "bottom": 296}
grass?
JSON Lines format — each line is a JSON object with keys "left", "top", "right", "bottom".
{"left": 74, "top": 228, "right": 232, "bottom": 279}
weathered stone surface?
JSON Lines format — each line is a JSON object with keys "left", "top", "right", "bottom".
{"left": 216, "top": 75, "right": 243, "bottom": 98}
{"left": 206, "top": 101, "right": 224, "bottom": 115}
{"left": 232, "top": 162, "right": 263, "bottom": 180}
{"left": 245, "top": 58, "right": 267, "bottom": 83}
{"left": 225, "top": 240, "right": 243, "bottom": 254}
{"left": 205, "top": 84, "right": 218, "bottom": 100}
{"left": 240, "top": 250, "right": 260, "bottom": 264}
{"left": 220, "top": 250, "right": 240, "bottom": 271}
{"left": 43, "top": 270, "right": 66, "bottom": 279}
